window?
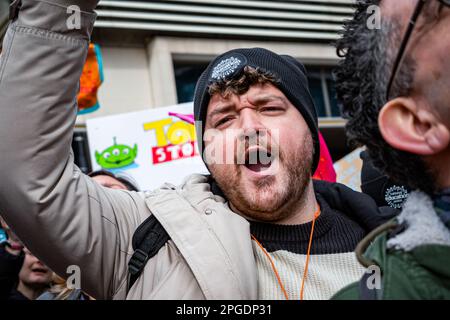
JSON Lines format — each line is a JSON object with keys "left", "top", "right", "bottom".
{"left": 73, "top": 130, "right": 92, "bottom": 174}
{"left": 174, "top": 62, "right": 341, "bottom": 118}
{"left": 305, "top": 66, "right": 341, "bottom": 118}
{"left": 0, "top": 0, "right": 10, "bottom": 42}
{"left": 174, "top": 62, "right": 209, "bottom": 104}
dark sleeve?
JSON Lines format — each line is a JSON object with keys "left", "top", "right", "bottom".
{"left": 313, "top": 180, "right": 399, "bottom": 232}
{"left": 0, "top": 244, "right": 24, "bottom": 300}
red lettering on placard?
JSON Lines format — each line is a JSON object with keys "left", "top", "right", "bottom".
{"left": 151, "top": 141, "right": 199, "bottom": 164}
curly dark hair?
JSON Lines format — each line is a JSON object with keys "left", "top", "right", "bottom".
{"left": 334, "top": 0, "right": 435, "bottom": 193}
{"left": 208, "top": 65, "right": 280, "bottom": 97}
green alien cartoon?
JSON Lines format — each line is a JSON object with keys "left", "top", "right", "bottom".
{"left": 95, "top": 137, "right": 138, "bottom": 169}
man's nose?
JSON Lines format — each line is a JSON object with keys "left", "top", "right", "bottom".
{"left": 237, "top": 109, "right": 267, "bottom": 143}
{"left": 239, "top": 108, "right": 265, "bottom": 134}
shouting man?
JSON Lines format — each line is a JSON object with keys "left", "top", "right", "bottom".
{"left": 0, "top": 0, "right": 390, "bottom": 300}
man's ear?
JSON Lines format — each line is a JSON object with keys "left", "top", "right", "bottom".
{"left": 378, "top": 97, "right": 450, "bottom": 155}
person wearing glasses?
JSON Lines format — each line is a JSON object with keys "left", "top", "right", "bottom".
{"left": 333, "top": 0, "right": 450, "bottom": 299}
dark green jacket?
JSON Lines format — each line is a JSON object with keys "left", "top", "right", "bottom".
{"left": 333, "top": 192, "right": 450, "bottom": 300}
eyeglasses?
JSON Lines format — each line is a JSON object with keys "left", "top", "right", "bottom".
{"left": 386, "top": 0, "right": 450, "bottom": 100}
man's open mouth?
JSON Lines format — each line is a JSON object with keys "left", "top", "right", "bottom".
{"left": 243, "top": 147, "right": 274, "bottom": 173}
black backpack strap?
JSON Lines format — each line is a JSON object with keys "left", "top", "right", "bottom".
{"left": 127, "top": 215, "right": 170, "bottom": 292}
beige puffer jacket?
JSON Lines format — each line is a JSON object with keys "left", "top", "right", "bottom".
{"left": 0, "top": 0, "right": 257, "bottom": 300}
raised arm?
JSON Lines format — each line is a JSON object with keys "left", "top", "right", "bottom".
{"left": 0, "top": 0, "right": 149, "bottom": 299}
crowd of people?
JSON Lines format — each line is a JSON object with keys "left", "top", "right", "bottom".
{"left": 0, "top": 0, "right": 449, "bottom": 300}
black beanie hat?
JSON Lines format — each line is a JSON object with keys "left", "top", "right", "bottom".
{"left": 193, "top": 47, "right": 320, "bottom": 172}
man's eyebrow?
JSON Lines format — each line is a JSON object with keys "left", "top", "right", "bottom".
{"left": 207, "top": 104, "right": 235, "bottom": 121}
{"left": 252, "top": 94, "right": 287, "bottom": 105}
{"left": 207, "top": 95, "right": 287, "bottom": 122}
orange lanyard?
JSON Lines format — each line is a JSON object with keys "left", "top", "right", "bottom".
{"left": 251, "top": 205, "right": 321, "bottom": 300}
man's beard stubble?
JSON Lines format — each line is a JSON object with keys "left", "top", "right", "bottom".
{"left": 211, "top": 134, "right": 314, "bottom": 223}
